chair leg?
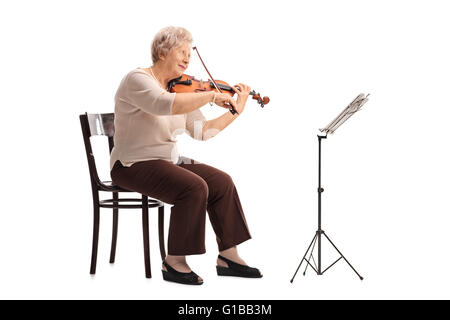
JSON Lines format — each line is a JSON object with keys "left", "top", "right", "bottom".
{"left": 158, "top": 205, "right": 166, "bottom": 260}
{"left": 109, "top": 192, "right": 119, "bottom": 263}
{"left": 142, "top": 195, "right": 151, "bottom": 278}
{"left": 90, "top": 200, "right": 100, "bottom": 275}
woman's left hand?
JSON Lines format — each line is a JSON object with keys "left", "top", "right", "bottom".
{"left": 231, "top": 83, "right": 251, "bottom": 114}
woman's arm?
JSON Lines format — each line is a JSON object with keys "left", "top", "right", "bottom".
{"left": 172, "top": 91, "right": 214, "bottom": 115}
{"left": 172, "top": 91, "right": 236, "bottom": 115}
{"left": 201, "top": 83, "right": 251, "bottom": 140}
{"left": 202, "top": 111, "right": 238, "bottom": 139}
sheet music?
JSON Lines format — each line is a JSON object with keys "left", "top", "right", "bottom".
{"left": 320, "top": 93, "right": 370, "bottom": 134}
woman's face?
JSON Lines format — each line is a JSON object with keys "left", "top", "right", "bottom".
{"left": 162, "top": 41, "right": 191, "bottom": 78}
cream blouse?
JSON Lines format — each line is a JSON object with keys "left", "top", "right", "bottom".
{"left": 109, "top": 68, "right": 208, "bottom": 170}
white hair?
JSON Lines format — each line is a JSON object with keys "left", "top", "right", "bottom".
{"left": 151, "top": 26, "right": 193, "bottom": 63}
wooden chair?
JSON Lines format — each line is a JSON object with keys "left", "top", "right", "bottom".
{"left": 79, "top": 112, "right": 166, "bottom": 278}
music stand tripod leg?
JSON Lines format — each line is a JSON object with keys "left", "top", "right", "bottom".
{"left": 322, "top": 231, "right": 364, "bottom": 280}
{"left": 303, "top": 232, "right": 319, "bottom": 276}
{"left": 290, "top": 233, "right": 317, "bottom": 283}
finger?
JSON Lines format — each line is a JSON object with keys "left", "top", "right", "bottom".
{"left": 218, "top": 93, "right": 228, "bottom": 105}
{"left": 219, "top": 101, "right": 230, "bottom": 109}
{"left": 231, "top": 86, "right": 240, "bottom": 93}
{"left": 236, "top": 83, "right": 248, "bottom": 93}
{"left": 220, "top": 95, "right": 232, "bottom": 108}
{"left": 240, "top": 83, "right": 251, "bottom": 93}
{"left": 227, "top": 97, "right": 237, "bottom": 109}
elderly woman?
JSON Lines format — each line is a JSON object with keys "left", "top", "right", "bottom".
{"left": 110, "top": 26, "right": 262, "bottom": 285}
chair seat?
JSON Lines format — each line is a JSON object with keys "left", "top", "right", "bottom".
{"left": 98, "top": 181, "right": 164, "bottom": 209}
{"left": 98, "top": 180, "right": 132, "bottom": 192}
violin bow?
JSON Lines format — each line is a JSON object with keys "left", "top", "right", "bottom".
{"left": 192, "top": 46, "right": 239, "bottom": 115}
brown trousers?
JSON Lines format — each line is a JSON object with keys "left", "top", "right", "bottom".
{"left": 110, "top": 156, "right": 251, "bottom": 255}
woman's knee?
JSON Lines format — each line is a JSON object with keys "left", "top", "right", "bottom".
{"left": 216, "top": 171, "right": 235, "bottom": 189}
{"left": 185, "top": 179, "right": 209, "bottom": 202}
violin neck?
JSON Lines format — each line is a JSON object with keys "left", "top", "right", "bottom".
{"left": 210, "top": 81, "right": 233, "bottom": 93}
{"left": 209, "top": 82, "right": 257, "bottom": 97}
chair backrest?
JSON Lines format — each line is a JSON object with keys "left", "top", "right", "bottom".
{"left": 86, "top": 113, "right": 115, "bottom": 137}
{"left": 80, "top": 113, "right": 115, "bottom": 191}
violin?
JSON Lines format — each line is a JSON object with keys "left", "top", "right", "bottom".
{"left": 168, "top": 74, "right": 270, "bottom": 115}
{"left": 167, "top": 46, "right": 269, "bottom": 115}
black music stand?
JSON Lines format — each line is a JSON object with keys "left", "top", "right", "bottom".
{"left": 290, "top": 93, "right": 370, "bottom": 282}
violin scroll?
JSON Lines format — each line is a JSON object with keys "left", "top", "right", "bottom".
{"left": 250, "top": 90, "right": 270, "bottom": 108}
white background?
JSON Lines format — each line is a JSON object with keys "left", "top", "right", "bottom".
{"left": 1, "top": 0, "right": 449, "bottom": 300}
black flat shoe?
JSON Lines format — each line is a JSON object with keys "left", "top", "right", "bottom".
{"left": 161, "top": 260, "right": 203, "bottom": 285}
{"left": 216, "top": 255, "right": 263, "bottom": 278}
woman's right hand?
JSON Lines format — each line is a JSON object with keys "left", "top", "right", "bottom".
{"left": 214, "top": 92, "right": 238, "bottom": 112}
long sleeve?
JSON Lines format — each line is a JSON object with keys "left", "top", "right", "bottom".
{"left": 118, "top": 71, "right": 176, "bottom": 116}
